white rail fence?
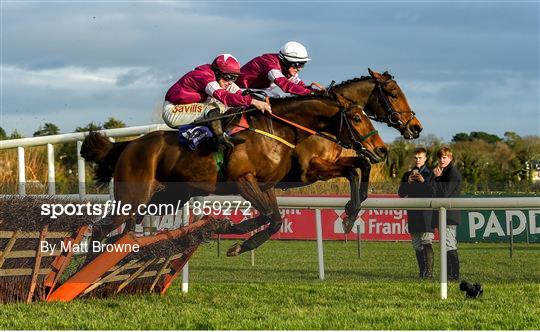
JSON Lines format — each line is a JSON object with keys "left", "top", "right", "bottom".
{"left": 1, "top": 126, "right": 540, "bottom": 299}
{"left": 0, "top": 124, "right": 173, "bottom": 196}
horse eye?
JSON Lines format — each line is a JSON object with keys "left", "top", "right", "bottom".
{"left": 384, "top": 89, "right": 397, "bottom": 99}
{"left": 353, "top": 114, "right": 362, "bottom": 123}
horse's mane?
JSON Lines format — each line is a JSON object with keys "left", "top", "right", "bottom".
{"left": 268, "top": 92, "right": 335, "bottom": 105}
{"left": 268, "top": 75, "right": 373, "bottom": 106}
{"left": 331, "top": 75, "right": 372, "bottom": 90}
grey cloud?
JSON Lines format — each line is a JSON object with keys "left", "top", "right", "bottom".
{"left": 1, "top": 2, "right": 538, "bottom": 141}
{"left": 27, "top": 57, "right": 68, "bottom": 71}
{"left": 116, "top": 69, "right": 147, "bottom": 87}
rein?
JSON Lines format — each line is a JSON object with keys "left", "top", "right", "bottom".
{"left": 191, "top": 97, "right": 377, "bottom": 151}
{"left": 269, "top": 106, "right": 377, "bottom": 150}
{"left": 269, "top": 113, "right": 340, "bottom": 145}
{"left": 191, "top": 108, "right": 257, "bottom": 126}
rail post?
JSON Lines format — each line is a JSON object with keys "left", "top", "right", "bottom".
{"left": 315, "top": 208, "right": 325, "bottom": 280}
{"left": 181, "top": 199, "right": 190, "bottom": 293}
{"left": 76, "top": 141, "right": 86, "bottom": 198}
{"left": 47, "top": 143, "right": 55, "bottom": 195}
{"left": 509, "top": 218, "right": 514, "bottom": 259}
{"left": 439, "top": 207, "right": 447, "bottom": 300}
{"left": 17, "top": 147, "right": 26, "bottom": 195}
{"left": 357, "top": 224, "right": 361, "bottom": 259}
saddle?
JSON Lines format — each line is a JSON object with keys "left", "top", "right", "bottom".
{"left": 177, "top": 90, "right": 268, "bottom": 151}
{"left": 177, "top": 108, "right": 251, "bottom": 151}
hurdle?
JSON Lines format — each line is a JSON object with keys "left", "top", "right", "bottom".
{"left": 0, "top": 196, "right": 216, "bottom": 304}
{"left": 48, "top": 218, "right": 211, "bottom": 302}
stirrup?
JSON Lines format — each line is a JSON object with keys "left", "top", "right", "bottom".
{"left": 216, "top": 134, "right": 234, "bottom": 152}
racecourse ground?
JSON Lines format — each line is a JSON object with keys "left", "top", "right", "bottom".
{"left": 0, "top": 240, "right": 538, "bottom": 329}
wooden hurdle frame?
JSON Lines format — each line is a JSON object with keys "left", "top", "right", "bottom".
{"left": 0, "top": 225, "right": 89, "bottom": 303}
{"left": 47, "top": 218, "right": 210, "bottom": 302}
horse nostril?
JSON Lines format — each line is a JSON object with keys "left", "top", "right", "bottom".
{"left": 411, "top": 124, "right": 423, "bottom": 135}
{"left": 377, "top": 147, "right": 388, "bottom": 158}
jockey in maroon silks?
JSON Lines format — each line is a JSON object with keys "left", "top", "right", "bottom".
{"left": 163, "top": 54, "right": 271, "bottom": 150}
{"left": 238, "top": 41, "right": 323, "bottom": 97}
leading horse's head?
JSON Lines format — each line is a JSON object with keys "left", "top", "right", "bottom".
{"left": 366, "top": 69, "right": 422, "bottom": 139}
{"left": 332, "top": 94, "right": 388, "bottom": 163}
{"left": 331, "top": 69, "right": 423, "bottom": 139}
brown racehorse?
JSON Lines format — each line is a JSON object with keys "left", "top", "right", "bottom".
{"left": 278, "top": 69, "right": 422, "bottom": 232}
{"left": 81, "top": 93, "right": 387, "bottom": 257}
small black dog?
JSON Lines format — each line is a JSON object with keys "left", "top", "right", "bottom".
{"left": 459, "top": 280, "right": 484, "bottom": 298}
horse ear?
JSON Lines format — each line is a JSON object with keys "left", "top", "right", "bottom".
{"left": 382, "top": 71, "right": 394, "bottom": 80}
{"left": 368, "top": 68, "right": 383, "bottom": 81}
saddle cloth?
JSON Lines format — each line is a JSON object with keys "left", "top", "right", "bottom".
{"left": 177, "top": 125, "right": 213, "bottom": 150}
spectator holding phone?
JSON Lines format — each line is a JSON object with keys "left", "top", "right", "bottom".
{"left": 430, "top": 146, "right": 462, "bottom": 281}
{"left": 398, "top": 147, "right": 435, "bottom": 279}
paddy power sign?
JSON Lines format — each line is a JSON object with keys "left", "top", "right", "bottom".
{"left": 461, "top": 209, "right": 540, "bottom": 242}
{"left": 139, "top": 195, "right": 540, "bottom": 243}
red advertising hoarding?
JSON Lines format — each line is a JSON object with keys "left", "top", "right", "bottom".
{"left": 140, "top": 194, "right": 438, "bottom": 241}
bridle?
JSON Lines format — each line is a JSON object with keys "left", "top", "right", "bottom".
{"left": 337, "top": 105, "right": 378, "bottom": 153}
{"left": 370, "top": 79, "right": 416, "bottom": 128}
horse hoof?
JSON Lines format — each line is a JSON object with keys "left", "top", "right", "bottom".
{"left": 226, "top": 243, "right": 242, "bottom": 257}
{"left": 342, "top": 219, "right": 354, "bottom": 234}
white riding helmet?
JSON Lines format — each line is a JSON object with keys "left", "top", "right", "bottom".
{"left": 279, "top": 41, "right": 311, "bottom": 63}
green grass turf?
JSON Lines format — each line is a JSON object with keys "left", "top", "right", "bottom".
{"left": 0, "top": 240, "right": 538, "bottom": 329}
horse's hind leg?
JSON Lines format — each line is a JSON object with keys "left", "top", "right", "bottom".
{"left": 84, "top": 213, "right": 131, "bottom": 264}
{"left": 218, "top": 215, "right": 267, "bottom": 235}
{"left": 226, "top": 174, "right": 282, "bottom": 256}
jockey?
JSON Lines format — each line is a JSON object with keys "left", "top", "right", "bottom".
{"left": 163, "top": 54, "right": 271, "bottom": 150}
{"left": 238, "top": 41, "right": 323, "bottom": 97}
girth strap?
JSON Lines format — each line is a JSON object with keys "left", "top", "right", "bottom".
{"left": 269, "top": 113, "right": 341, "bottom": 145}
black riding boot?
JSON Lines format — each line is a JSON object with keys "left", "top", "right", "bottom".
{"left": 424, "top": 244, "right": 434, "bottom": 279}
{"left": 415, "top": 249, "right": 426, "bottom": 278}
{"left": 447, "top": 250, "right": 460, "bottom": 281}
{"left": 207, "top": 108, "right": 234, "bottom": 152}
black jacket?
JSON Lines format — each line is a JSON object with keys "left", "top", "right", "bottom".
{"left": 430, "top": 164, "right": 462, "bottom": 226}
{"left": 398, "top": 165, "right": 435, "bottom": 233}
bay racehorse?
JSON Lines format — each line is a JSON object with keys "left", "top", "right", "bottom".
{"left": 81, "top": 93, "right": 387, "bottom": 256}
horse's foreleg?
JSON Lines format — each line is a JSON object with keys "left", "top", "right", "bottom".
{"left": 343, "top": 168, "right": 361, "bottom": 234}
{"left": 305, "top": 157, "right": 371, "bottom": 233}
{"left": 226, "top": 174, "right": 282, "bottom": 256}
{"left": 358, "top": 158, "right": 371, "bottom": 203}
{"left": 342, "top": 157, "right": 371, "bottom": 233}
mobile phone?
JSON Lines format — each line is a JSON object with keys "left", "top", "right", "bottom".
{"left": 412, "top": 169, "right": 419, "bottom": 175}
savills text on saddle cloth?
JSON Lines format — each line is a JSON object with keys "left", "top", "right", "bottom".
{"left": 162, "top": 101, "right": 205, "bottom": 127}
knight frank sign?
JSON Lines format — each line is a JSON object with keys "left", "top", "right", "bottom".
{"left": 139, "top": 195, "right": 540, "bottom": 243}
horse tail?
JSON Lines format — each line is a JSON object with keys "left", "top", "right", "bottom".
{"left": 80, "top": 131, "right": 129, "bottom": 184}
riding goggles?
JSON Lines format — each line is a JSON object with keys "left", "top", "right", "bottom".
{"left": 221, "top": 73, "right": 239, "bottom": 82}
{"left": 289, "top": 62, "right": 306, "bottom": 70}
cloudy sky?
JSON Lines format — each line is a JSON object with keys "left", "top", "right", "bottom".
{"left": 1, "top": 1, "right": 538, "bottom": 142}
